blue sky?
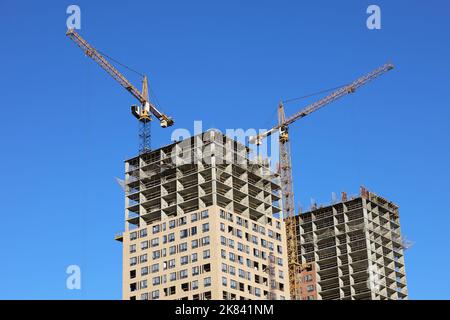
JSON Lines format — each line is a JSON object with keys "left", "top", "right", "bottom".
{"left": 0, "top": 0, "right": 449, "bottom": 299}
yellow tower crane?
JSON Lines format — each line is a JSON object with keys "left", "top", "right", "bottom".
{"left": 249, "top": 63, "right": 394, "bottom": 299}
{"left": 66, "top": 29, "right": 174, "bottom": 153}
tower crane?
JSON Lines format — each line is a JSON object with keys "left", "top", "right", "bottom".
{"left": 249, "top": 63, "right": 394, "bottom": 299}
{"left": 66, "top": 29, "right": 174, "bottom": 153}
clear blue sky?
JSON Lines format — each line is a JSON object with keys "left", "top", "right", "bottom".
{"left": 0, "top": 0, "right": 449, "bottom": 299}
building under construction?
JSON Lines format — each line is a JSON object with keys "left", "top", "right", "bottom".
{"left": 295, "top": 187, "right": 408, "bottom": 300}
{"left": 116, "top": 130, "right": 290, "bottom": 300}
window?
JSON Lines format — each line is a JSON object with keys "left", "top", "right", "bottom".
{"left": 141, "top": 267, "right": 148, "bottom": 276}
{"left": 259, "top": 226, "right": 265, "bottom": 235}
{"left": 192, "top": 253, "right": 198, "bottom": 262}
{"left": 229, "top": 266, "right": 236, "bottom": 276}
{"left": 238, "top": 269, "right": 245, "bottom": 278}
{"left": 221, "top": 236, "right": 226, "bottom": 246}
{"left": 151, "top": 238, "right": 159, "bottom": 247}
{"left": 230, "top": 280, "right": 237, "bottom": 289}
{"left": 180, "top": 269, "right": 188, "bottom": 279}
{"left": 221, "top": 249, "right": 226, "bottom": 259}
{"left": 169, "top": 245, "right": 176, "bottom": 255}
{"left": 229, "top": 252, "right": 235, "bottom": 262}
{"left": 179, "top": 216, "right": 187, "bottom": 226}
{"left": 130, "top": 231, "right": 137, "bottom": 240}
{"left": 221, "top": 263, "right": 228, "bottom": 272}
{"left": 203, "top": 250, "right": 210, "bottom": 259}
{"left": 192, "top": 280, "right": 199, "bottom": 290}
{"left": 191, "top": 213, "right": 198, "bottom": 222}
{"left": 191, "top": 226, "right": 197, "bottom": 235}
{"left": 168, "top": 259, "right": 175, "bottom": 269}
{"left": 192, "top": 266, "right": 200, "bottom": 276}
{"left": 152, "top": 225, "right": 160, "bottom": 234}
{"left": 204, "top": 277, "right": 211, "bottom": 287}
{"left": 255, "top": 287, "right": 261, "bottom": 297}
{"left": 140, "top": 228, "right": 148, "bottom": 237}
{"left": 140, "top": 280, "right": 147, "bottom": 289}
{"left": 152, "top": 276, "right": 161, "bottom": 286}
{"left": 261, "top": 239, "right": 267, "bottom": 248}
{"left": 151, "top": 263, "right": 159, "bottom": 273}
{"left": 152, "top": 251, "right": 160, "bottom": 260}
{"left": 220, "top": 223, "right": 225, "bottom": 232}
{"left": 170, "top": 272, "right": 177, "bottom": 281}
{"left": 236, "top": 229, "right": 242, "bottom": 238}
{"left": 181, "top": 255, "right": 189, "bottom": 265}
{"left": 229, "top": 239, "right": 235, "bottom": 249}
{"left": 202, "top": 223, "right": 210, "bottom": 232}
{"left": 141, "top": 241, "right": 148, "bottom": 250}
{"left": 152, "top": 290, "right": 159, "bottom": 300}
{"left": 129, "top": 244, "right": 136, "bottom": 253}
{"left": 169, "top": 220, "right": 176, "bottom": 229}
{"left": 304, "top": 274, "right": 313, "bottom": 282}
{"left": 192, "top": 239, "right": 199, "bottom": 249}
{"left": 130, "top": 257, "right": 137, "bottom": 266}
{"left": 130, "top": 270, "right": 136, "bottom": 279}
{"left": 179, "top": 242, "right": 188, "bottom": 252}
{"left": 277, "top": 258, "right": 283, "bottom": 266}
{"left": 168, "top": 233, "right": 175, "bottom": 242}
{"left": 201, "top": 210, "right": 209, "bottom": 219}
{"left": 202, "top": 236, "right": 210, "bottom": 246}
{"left": 140, "top": 254, "right": 147, "bottom": 263}
{"left": 307, "top": 285, "right": 315, "bottom": 292}
{"left": 141, "top": 293, "right": 149, "bottom": 300}
{"left": 222, "top": 277, "right": 228, "bottom": 286}
{"left": 180, "top": 229, "right": 188, "bottom": 239}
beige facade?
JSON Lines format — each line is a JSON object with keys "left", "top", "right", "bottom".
{"left": 116, "top": 130, "right": 290, "bottom": 300}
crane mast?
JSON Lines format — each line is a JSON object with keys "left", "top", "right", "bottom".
{"left": 66, "top": 29, "right": 174, "bottom": 153}
{"left": 250, "top": 63, "right": 394, "bottom": 299}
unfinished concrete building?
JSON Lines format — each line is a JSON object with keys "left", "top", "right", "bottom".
{"left": 295, "top": 187, "right": 408, "bottom": 300}
{"left": 115, "top": 130, "right": 290, "bottom": 300}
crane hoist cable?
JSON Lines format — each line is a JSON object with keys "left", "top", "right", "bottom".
{"left": 282, "top": 83, "right": 349, "bottom": 104}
